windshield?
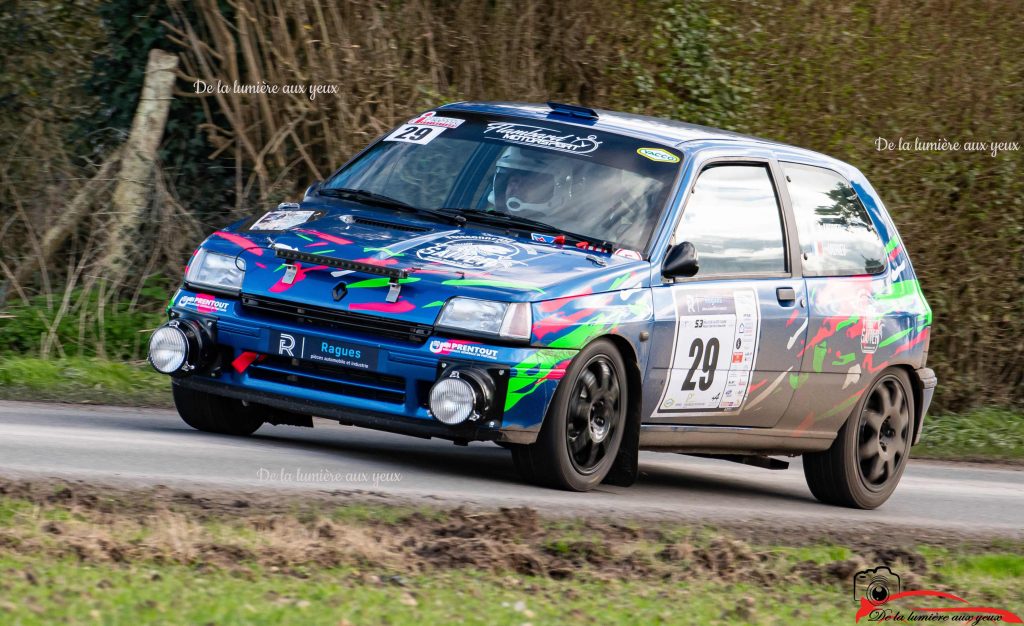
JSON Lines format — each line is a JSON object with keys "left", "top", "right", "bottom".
{"left": 323, "top": 111, "right": 683, "bottom": 252}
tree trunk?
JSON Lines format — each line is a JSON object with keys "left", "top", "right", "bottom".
{"left": 94, "top": 48, "right": 179, "bottom": 288}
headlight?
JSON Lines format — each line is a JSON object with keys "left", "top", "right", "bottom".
{"left": 435, "top": 298, "right": 532, "bottom": 342}
{"left": 185, "top": 248, "right": 245, "bottom": 292}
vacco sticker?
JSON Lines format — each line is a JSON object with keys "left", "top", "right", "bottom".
{"left": 636, "top": 147, "right": 680, "bottom": 163}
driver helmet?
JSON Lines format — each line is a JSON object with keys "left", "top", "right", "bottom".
{"left": 488, "top": 146, "right": 574, "bottom": 213}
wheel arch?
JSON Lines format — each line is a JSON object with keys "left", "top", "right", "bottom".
{"left": 892, "top": 363, "right": 926, "bottom": 445}
{"left": 593, "top": 333, "right": 643, "bottom": 486}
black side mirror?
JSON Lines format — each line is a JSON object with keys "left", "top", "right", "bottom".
{"left": 662, "top": 241, "right": 699, "bottom": 278}
{"left": 304, "top": 180, "right": 322, "bottom": 200}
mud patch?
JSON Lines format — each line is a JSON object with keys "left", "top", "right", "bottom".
{"left": 0, "top": 477, "right": 1015, "bottom": 587}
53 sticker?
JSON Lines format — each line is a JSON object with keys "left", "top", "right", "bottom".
{"left": 656, "top": 288, "right": 761, "bottom": 414}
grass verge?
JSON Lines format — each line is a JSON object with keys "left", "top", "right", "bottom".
{"left": 0, "top": 357, "right": 171, "bottom": 407}
{"left": 0, "top": 479, "right": 1021, "bottom": 624}
{"left": 914, "top": 408, "right": 1024, "bottom": 463}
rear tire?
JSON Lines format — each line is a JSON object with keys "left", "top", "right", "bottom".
{"left": 803, "top": 368, "right": 915, "bottom": 509}
{"left": 172, "top": 384, "right": 265, "bottom": 436}
{"left": 512, "top": 339, "right": 628, "bottom": 491}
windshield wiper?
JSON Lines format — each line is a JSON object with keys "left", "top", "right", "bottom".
{"left": 319, "top": 187, "right": 465, "bottom": 226}
{"left": 441, "top": 209, "right": 608, "bottom": 249}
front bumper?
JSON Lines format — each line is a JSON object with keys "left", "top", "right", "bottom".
{"left": 163, "top": 289, "right": 575, "bottom": 443}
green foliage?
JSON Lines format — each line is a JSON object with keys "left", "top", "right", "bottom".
{"left": 915, "top": 409, "right": 1024, "bottom": 462}
{"left": 0, "top": 281, "right": 168, "bottom": 361}
{"left": 0, "top": 1, "right": 99, "bottom": 121}
{"left": 79, "top": 0, "right": 236, "bottom": 215}
{"left": 611, "top": 1, "right": 749, "bottom": 129}
{"left": 0, "top": 357, "right": 171, "bottom": 406}
{"left": 717, "top": 0, "right": 1023, "bottom": 411}
{"left": 1, "top": 0, "right": 1021, "bottom": 415}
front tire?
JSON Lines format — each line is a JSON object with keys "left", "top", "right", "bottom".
{"left": 803, "top": 368, "right": 915, "bottom": 509}
{"left": 511, "top": 339, "right": 628, "bottom": 491}
{"left": 172, "top": 384, "right": 265, "bottom": 436}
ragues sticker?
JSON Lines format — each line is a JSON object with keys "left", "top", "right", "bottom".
{"left": 416, "top": 235, "right": 522, "bottom": 270}
{"left": 636, "top": 147, "right": 680, "bottom": 163}
{"left": 250, "top": 210, "right": 315, "bottom": 231}
{"left": 484, "top": 122, "right": 602, "bottom": 155}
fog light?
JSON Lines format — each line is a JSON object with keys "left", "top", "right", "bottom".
{"left": 429, "top": 377, "right": 476, "bottom": 425}
{"left": 149, "top": 325, "right": 189, "bottom": 374}
{"left": 147, "top": 319, "right": 213, "bottom": 377}
{"left": 428, "top": 368, "right": 497, "bottom": 425}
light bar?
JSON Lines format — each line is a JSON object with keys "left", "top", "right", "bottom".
{"left": 273, "top": 247, "right": 408, "bottom": 280}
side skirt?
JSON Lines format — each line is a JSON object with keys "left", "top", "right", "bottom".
{"left": 638, "top": 424, "right": 834, "bottom": 455}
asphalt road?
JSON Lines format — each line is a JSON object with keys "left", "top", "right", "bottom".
{"left": 0, "top": 401, "right": 1020, "bottom": 537}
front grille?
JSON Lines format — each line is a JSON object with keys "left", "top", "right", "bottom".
{"left": 249, "top": 355, "right": 406, "bottom": 404}
{"left": 240, "top": 294, "right": 433, "bottom": 344}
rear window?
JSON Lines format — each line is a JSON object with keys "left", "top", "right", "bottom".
{"left": 782, "top": 162, "right": 886, "bottom": 276}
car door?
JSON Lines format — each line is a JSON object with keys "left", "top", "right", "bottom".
{"left": 645, "top": 159, "right": 808, "bottom": 428}
{"left": 775, "top": 161, "right": 896, "bottom": 435}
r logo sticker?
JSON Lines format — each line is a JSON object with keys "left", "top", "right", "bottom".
{"left": 278, "top": 333, "right": 296, "bottom": 357}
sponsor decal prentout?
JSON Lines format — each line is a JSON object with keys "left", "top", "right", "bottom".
{"left": 429, "top": 339, "right": 500, "bottom": 360}
{"left": 177, "top": 293, "right": 229, "bottom": 314}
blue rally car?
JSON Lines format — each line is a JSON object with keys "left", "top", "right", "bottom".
{"left": 149, "top": 102, "right": 936, "bottom": 508}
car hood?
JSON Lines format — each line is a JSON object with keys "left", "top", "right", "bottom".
{"left": 200, "top": 203, "right": 650, "bottom": 326}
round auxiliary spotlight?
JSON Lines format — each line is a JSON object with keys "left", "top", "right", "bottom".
{"left": 149, "top": 325, "right": 189, "bottom": 374}
{"left": 428, "top": 369, "right": 495, "bottom": 425}
{"left": 147, "top": 319, "right": 211, "bottom": 377}
{"left": 429, "top": 377, "right": 476, "bottom": 425}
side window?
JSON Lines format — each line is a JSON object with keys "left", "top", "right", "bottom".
{"left": 673, "top": 164, "right": 787, "bottom": 276}
{"left": 782, "top": 162, "right": 887, "bottom": 276}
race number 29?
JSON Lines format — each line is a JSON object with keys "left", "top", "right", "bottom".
{"left": 681, "top": 336, "right": 720, "bottom": 392}
{"left": 384, "top": 124, "right": 446, "bottom": 145}
{"left": 658, "top": 289, "right": 760, "bottom": 413}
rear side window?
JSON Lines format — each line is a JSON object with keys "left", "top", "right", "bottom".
{"left": 782, "top": 163, "right": 886, "bottom": 276}
{"left": 673, "top": 164, "right": 787, "bottom": 276}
